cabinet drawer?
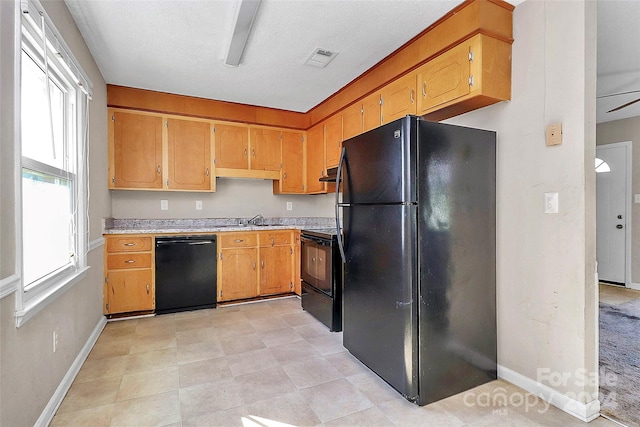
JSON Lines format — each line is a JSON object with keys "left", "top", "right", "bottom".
{"left": 259, "top": 231, "right": 291, "bottom": 246}
{"left": 219, "top": 233, "right": 257, "bottom": 248}
{"left": 106, "top": 236, "right": 152, "bottom": 253}
{"left": 107, "top": 253, "right": 152, "bottom": 269}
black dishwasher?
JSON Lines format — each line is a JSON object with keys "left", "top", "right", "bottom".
{"left": 155, "top": 235, "right": 217, "bottom": 314}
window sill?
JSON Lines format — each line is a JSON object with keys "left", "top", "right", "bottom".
{"left": 15, "top": 266, "right": 90, "bottom": 327}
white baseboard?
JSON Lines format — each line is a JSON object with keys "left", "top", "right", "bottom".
{"left": 35, "top": 315, "right": 107, "bottom": 427}
{"left": 0, "top": 274, "right": 20, "bottom": 299}
{"left": 498, "top": 365, "right": 600, "bottom": 422}
{"left": 628, "top": 282, "right": 640, "bottom": 291}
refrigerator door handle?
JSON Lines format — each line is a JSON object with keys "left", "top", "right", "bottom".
{"left": 336, "top": 147, "right": 347, "bottom": 263}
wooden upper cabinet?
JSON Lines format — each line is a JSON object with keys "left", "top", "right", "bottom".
{"left": 250, "top": 127, "right": 281, "bottom": 171}
{"left": 214, "top": 123, "right": 249, "bottom": 170}
{"left": 276, "top": 131, "right": 305, "bottom": 194}
{"left": 343, "top": 93, "right": 381, "bottom": 141}
{"left": 380, "top": 72, "right": 417, "bottom": 125}
{"left": 362, "top": 93, "right": 382, "bottom": 134}
{"left": 417, "top": 39, "right": 471, "bottom": 114}
{"left": 109, "top": 110, "right": 163, "bottom": 189}
{"left": 215, "top": 124, "right": 281, "bottom": 179}
{"left": 342, "top": 103, "right": 363, "bottom": 142}
{"left": 306, "top": 123, "right": 326, "bottom": 194}
{"left": 167, "top": 118, "right": 213, "bottom": 191}
{"left": 324, "top": 114, "right": 342, "bottom": 169}
{"left": 419, "top": 34, "right": 512, "bottom": 120}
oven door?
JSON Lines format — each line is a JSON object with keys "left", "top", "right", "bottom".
{"left": 301, "top": 235, "right": 333, "bottom": 296}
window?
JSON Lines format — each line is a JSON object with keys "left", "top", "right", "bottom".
{"left": 16, "top": 0, "right": 92, "bottom": 323}
{"left": 595, "top": 157, "right": 611, "bottom": 173}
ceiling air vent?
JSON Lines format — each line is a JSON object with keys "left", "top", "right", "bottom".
{"left": 304, "top": 48, "right": 338, "bottom": 68}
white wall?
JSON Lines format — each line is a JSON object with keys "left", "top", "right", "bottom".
{"left": 111, "top": 178, "right": 334, "bottom": 219}
{"left": 596, "top": 117, "right": 640, "bottom": 285}
{"left": 0, "top": 1, "right": 110, "bottom": 425}
{"left": 445, "top": 0, "right": 598, "bottom": 417}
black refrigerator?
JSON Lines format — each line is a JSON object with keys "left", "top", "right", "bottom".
{"left": 336, "top": 115, "right": 497, "bottom": 406}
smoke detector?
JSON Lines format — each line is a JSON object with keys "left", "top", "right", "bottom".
{"left": 304, "top": 48, "right": 338, "bottom": 68}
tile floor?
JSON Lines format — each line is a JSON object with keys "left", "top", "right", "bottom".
{"left": 599, "top": 282, "right": 640, "bottom": 306}
{"left": 51, "top": 297, "right": 617, "bottom": 427}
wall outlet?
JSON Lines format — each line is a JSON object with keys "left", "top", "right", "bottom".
{"left": 160, "top": 200, "right": 168, "bottom": 211}
{"left": 196, "top": 200, "right": 203, "bottom": 210}
{"left": 544, "top": 192, "right": 559, "bottom": 214}
{"left": 286, "top": 202, "right": 293, "bottom": 211}
{"left": 53, "top": 329, "right": 59, "bottom": 353}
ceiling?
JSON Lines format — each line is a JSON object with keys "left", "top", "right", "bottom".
{"left": 64, "top": 0, "right": 640, "bottom": 123}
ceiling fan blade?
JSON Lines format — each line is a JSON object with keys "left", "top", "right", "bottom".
{"left": 607, "top": 97, "right": 640, "bottom": 113}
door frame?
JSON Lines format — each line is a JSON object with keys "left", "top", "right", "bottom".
{"left": 596, "top": 141, "right": 633, "bottom": 289}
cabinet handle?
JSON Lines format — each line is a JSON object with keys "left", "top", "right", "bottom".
{"left": 123, "top": 243, "right": 136, "bottom": 247}
{"left": 157, "top": 165, "right": 161, "bottom": 175}
{"left": 422, "top": 82, "right": 427, "bottom": 97}
{"left": 252, "top": 148, "right": 255, "bottom": 158}
{"left": 410, "top": 89, "right": 415, "bottom": 103}
{"left": 206, "top": 168, "right": 209, "bottom": 177}
{"left": 243, "top": 148, "right": 247, "bottom": 157}
{"left": 146, "top": 284, "right": 149, "bottom": 294}
{"left": 234, "top": 239, "right": 244, "bottom": 243}
{"left": 270, "top": 237, "right": 275, "bottom": 246}
{"left": 125, "top": 260, "right": 136, "bottom": 264}
{"left": 253, "top": 262, "right": 256, "bottom": 270}
{"left": 261, "top": 260, "right": 264, "bottom": 269}
{"left": 283, "top": 172, "right": 287, "bottom": 180}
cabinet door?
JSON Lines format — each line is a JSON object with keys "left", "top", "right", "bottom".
{"left": 167, "top": 118, "right": 212, "bottom": 190}
{"left": 417, "top": 41, "right": 471, "bottom": 114}
{"left": 110, "top": 110, "right": 163, "bottom": 189}
{"left": 280, "top": 131, "right": 304, "bottom": 193}
{"left": 324, "top": 114, "right": 342, "bottom": 169}
{"left": 215, "top": 123, "right": 249, "bottom": 169}
{"left": 342, "top": 103, "right": 363, "bottom": 141}
{"left": 106, "top": 270, "right": 153, "bottom": 313}
{"left": 260, "top": 245, "right": 292, "bottom": 296}
{"left": 219, "top": 247, "right": 259, "bottom": 301}
{"left": 250, "top": 128, "right": 281, "bottom": 171}
{"left": 306, "top": 124, "right": 326, "bottom": 194}
{"left": 362, "top": 93, "right": 381, "bottom": 133}
{"left": 380, "top": 72, "right": 417, "bottom": 124}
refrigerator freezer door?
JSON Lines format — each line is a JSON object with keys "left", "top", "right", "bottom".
{"left": 341, "top": 116, "right": 417, "bottom": 204}
{"left": 342, "top": 203, "right": 419, "bottom": 400}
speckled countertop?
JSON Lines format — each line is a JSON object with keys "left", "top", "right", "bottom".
{"left": 103, "top": 217, "right": 336, "bottom": 234}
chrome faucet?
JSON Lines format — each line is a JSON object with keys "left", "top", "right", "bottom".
{"left": 247, "top": 214, "right": 265, "bottom": 226}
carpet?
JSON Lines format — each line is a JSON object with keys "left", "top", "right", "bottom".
{"left": 600, "top": 299, "right": 640, "bottom": 427}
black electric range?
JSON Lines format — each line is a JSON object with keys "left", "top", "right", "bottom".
{"left": 300, "top": 228, "right": 342, "bottom": 331}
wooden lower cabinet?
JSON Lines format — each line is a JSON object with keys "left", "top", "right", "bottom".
{"left": 218, "top": 230, "right": 295, "bottom": 302}
{"left": 219, "top": 247, "right": 259, "bottom": 301}
{"left": 259, "top": 230, "right": 294, "bottom": 296}
{"left": 104, "top": 235, "right": 154, "bottom": 315}
{"left": 105, "top": 270, "right": 153, "bottom": 313}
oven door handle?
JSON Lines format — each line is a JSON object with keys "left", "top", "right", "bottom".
{"left": 335, "top": 147, "right": 346, "bottom": 263}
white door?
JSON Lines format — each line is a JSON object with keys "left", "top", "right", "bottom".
{"left": 596, "top": 143, "right": 629, "bottom": 284}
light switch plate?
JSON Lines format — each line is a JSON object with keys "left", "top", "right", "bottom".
{"left": 196, "top": 200, "right": 203, "bottom": 210}
{"left": 544, "top": 192, "right": 559, "bottom": 213}
{"left": 635, "top": 194, "right": 640, "bottom": 204}
{"left": 286, "top": 202, "right": 293, "bottom": 211}
{"left": 160, "top": 200, "right": 168, "bottom": 211}
{"left": 546, "top": 123, "right": 562, "bottom": 146}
